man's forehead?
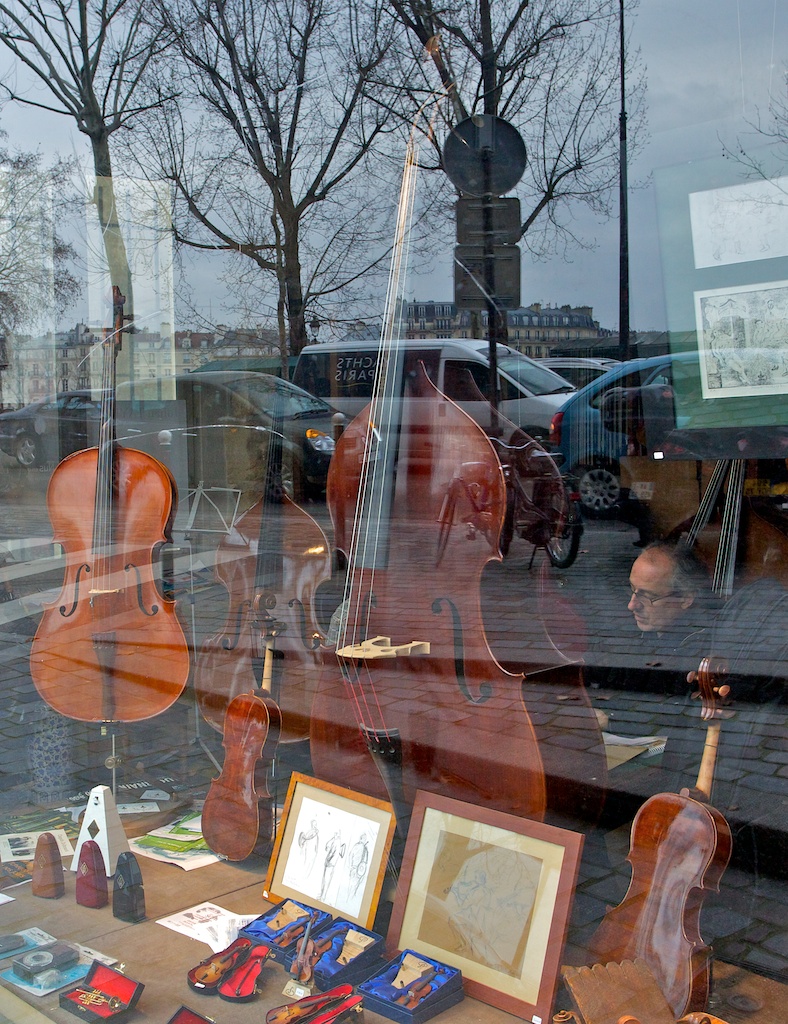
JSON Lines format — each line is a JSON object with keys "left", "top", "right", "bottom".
{"left": 630, "top": 551, "right": 674, "bottom": 585}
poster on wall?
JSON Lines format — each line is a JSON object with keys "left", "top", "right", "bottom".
{"left": 694, "top": 280, "right": 788, "bottom": 400}
{"left": 653, "top": 151, "right": 788, "bottom": 457}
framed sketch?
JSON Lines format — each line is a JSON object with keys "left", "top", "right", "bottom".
{"left": 388, "top": 791, "right": 584, "bottom": 1022}
{"left": 263, "top": 772, "right": 395, "bottom": 929}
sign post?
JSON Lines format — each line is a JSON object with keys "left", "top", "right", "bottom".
{"left": 443, "top": 116, "right": 527, "bottom": 433}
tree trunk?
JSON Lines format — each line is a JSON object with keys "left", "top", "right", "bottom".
{"left": 281, "top": 221, "right": 307, "bottom": 357}
{"left": 91, "top": 135, "right": 134, "bottom": 379}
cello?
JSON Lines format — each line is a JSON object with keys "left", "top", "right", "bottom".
{"left": 30, "top": 287, "right": 189, "bottom": 723}
{"left": 309, "top": 131, "right": 545, "bottom": 831}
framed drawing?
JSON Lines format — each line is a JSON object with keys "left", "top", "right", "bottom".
{"left": 263, "top": 772, "right": 395, "bottom": 929}
{"left": 387, "top": 791, "right": 584, "bottom": 1022}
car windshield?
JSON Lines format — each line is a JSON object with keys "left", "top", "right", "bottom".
{"left": 495, "top": 352, "right": 575, "bottom": 395}
{"left": 227, "top": 375, "right": 332, "bottom": 418}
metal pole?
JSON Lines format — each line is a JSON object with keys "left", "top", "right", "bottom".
{"left": 618, "top": 0, "right": 631, "bottom": 362}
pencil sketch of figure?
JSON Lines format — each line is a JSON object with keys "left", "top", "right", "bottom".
{"left": 442, "top": 841, "right": 541, "bottom": 978}
{"left": 298, "top": 818, "right": 320, "bottom": 878}
{"left": 320, "top": 829, "right": 346, "bottom": 901}
{"left": 344, "top": 832, "right": 370, "bottom": 901}
{"left": 348, "top": 832, "right": 370, "bottom": 896}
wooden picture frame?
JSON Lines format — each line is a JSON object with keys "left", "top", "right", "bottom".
{"left": 263, "top": 772, "right": 396, "bottom": 929}
{"left": 387, "top": 791, "right": 584, "bottom": 1022}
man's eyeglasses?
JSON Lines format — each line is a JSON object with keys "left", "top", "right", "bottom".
{"left": 628, "top": 585, "right": 679, "bottom": 606}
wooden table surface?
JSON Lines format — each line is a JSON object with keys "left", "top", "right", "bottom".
{"left": 0, "top": 855, "right": 518, "bottom": 1024}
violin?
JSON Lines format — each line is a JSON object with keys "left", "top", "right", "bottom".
{"left": 309, "top": 131, "right": 545, "bottom": 831}
{"left": 589, "top": 657, "right": 733, "bottom": 1017}
{"left": 193, "top": 379, "right": 331, "bottom": 743}
{"left": 289, "top": 912, "right": 319, "bottom": 983}
{"left": 30, "top": 287, "right": 189, "bottom": 722}
{"left": 187, "top": 937, "right": 252, "bottom": 991}
{"left": 200, "top": 689, "right": 282, "bottom": 861}
{"left": 395, "top": 968, "right": 437, "bottom": 1008}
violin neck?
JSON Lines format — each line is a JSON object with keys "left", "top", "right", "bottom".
{"left": 695, "top": 720, "right": 721, "bottom": 802}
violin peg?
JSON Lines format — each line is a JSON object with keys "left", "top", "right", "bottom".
{"left": 715, "top": 684, "right": 731, "bottom": 699}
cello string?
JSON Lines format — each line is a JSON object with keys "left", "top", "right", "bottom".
{"left": 336, "top": 121, "right": 423, "bottom": 739}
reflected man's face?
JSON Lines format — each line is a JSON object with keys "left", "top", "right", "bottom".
{"left": 628, "top": 549, "right": 693, "bottom": 633}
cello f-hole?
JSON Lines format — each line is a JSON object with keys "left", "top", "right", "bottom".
{"left": 221, "top": 599, "right": 252, "bottom": 651}
{"left": 124, "top": 563, "right": 158, "bottom": 616}
{"left": 431, "top": 596, "right": 492, "bottom": 704}
{"left": 288, "top": 597, "right": 321, "bottom": 650}
{"left": 59, "top": 562, "right": 91, "bottom": 618}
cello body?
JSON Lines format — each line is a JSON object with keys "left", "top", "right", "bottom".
{"left": 193, "top": 492, "right": 330, "bottom": 741}
{"left": 201, "top": 690, "right": 282, "bottom": 861}
{"left": 310, "top": 365, "right": 546, "bottom": 824}
{"left": 589, "top": 790, "right": 732, "bottom": 1017}
{"left": 30, "top": 445, "right": 190, "bottom": 723}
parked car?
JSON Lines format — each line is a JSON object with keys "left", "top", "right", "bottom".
{"left": 548, "top": 353, "right": 684, "bottom": 515}
{"left": 115, "top": 371, "right": 337, "bottom": 501}
{"left": 292, "top": 338, "right": 575, "bottom": 439}
{"left": 539, "top": 357, "right": 620, "bottom": 390}
{"left": 0, "top": 390, "right": 103, "bottom": 468}
{"left": 0, "top": 373, "right": 337, "bottom": 504}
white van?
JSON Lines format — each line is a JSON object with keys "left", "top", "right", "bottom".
{"left": 292, "top": 338, "right": 575, "bottom": 439}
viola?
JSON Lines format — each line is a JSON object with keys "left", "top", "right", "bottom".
{"left": 200, "top": 689, "right": 282, "bottom": 861}
{"left": 309, "top": 131, "right": 545, "bottom": 831}
{"left": 589, "top": 657, "right": 733, "bottom": 1017}
{"left": 197, "top": 381, "right": 330, "bottom": 855}
{"left": 30, "top": 287, "right": 189, "bottom": 722}
{"left": 193, "top": 382, "right": 331, "bottom": 744}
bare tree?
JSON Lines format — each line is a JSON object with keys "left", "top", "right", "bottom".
{"left": 138, "top": 0, "right": 412, "bottom": 356}
{"left": 0, "top": 0, "right": 176, "bottom": 331}
{"left": 0, "top": 142, "right": 80, "bottom": 332}
{"left": 388, "top": 0, "right": 645, "bottom": 253}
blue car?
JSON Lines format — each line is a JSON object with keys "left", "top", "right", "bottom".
{"left": 548, "top": 353, "right": 680, "bottom": 515}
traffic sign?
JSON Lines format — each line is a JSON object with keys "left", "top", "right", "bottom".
{"left": 454, "top": 244, "right": 521, "bottom": 309}
{"left": 456, "top": 197, "right": 521, "bottom": 245}
{"left": 442, "top": 115, "right": 527, "bottom": 197}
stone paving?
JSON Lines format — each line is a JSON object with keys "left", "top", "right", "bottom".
{"left": 0, "top": 456, "right": 785, "bottom": 995}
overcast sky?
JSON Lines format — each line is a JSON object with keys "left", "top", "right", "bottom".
{"left": 1, "top": 1, "right": 786, "bottom": 334}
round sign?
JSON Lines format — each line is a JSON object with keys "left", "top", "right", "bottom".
{"left": 442, "top": 115, "right": 527, "bottom": 197}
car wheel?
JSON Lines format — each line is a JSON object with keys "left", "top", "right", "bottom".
{"left": 14, "top": 434, "right": 38, "bottom": 468}
{"left": 576, "top": 463, "right": 620, "bottom": 516}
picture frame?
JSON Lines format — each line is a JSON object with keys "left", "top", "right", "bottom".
{"left": 263, "top": 772, "right": 396, "bottom": 929}
{"left": 387, "top": 791, "right": 584, "bottom": 1022}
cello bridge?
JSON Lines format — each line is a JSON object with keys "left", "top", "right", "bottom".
{"left": 336, "top": 635, "right": 430, "bottom": 660}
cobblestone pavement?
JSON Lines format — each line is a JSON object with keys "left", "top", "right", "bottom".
{"left": 0, "top": 456, "right": 785, "bottom": 994}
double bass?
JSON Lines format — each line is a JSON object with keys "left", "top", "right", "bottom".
{"left": 30, "top": 288, "right": 189, "bottom": 723}
{"left": 309, "top": 133, "right": 545, "bottom": 831}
